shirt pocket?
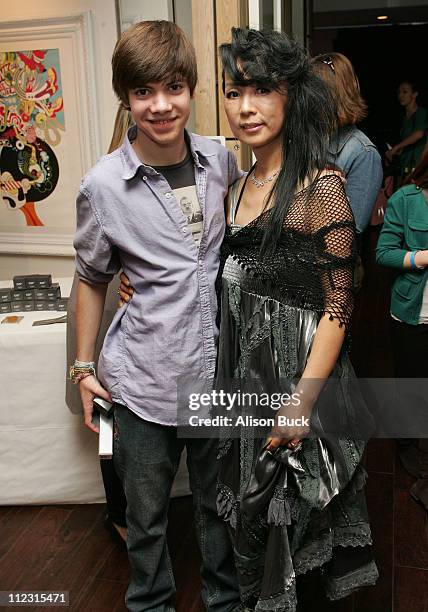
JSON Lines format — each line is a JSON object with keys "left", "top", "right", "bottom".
{"left": 394, "top": 271, "right": 422, "bottom": 301}
{"left": 406, "top": 218, "right": 428, "bottom": 250}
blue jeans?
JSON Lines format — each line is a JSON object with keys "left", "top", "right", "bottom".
{"left": 113, "top": 403, "right": 239, "bottom": 612}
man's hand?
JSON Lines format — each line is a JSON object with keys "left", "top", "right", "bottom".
{"left": 79, "top": 375, "right": 112, "bottom": 433}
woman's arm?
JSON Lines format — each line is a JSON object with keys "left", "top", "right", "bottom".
{"left": 376, "top": 190, "right": 428, "bottom": 270}
{"left": 402, "top": 250, "right": 428, "bottom": 268}
{"left": 375, "top": 190, "right": 407, "bottom": 268}
{"left": 386, "top": 130, "right": 425, "bottom": 160}
{"left": 268, "top": 175, "right": 355, "bottom": 450}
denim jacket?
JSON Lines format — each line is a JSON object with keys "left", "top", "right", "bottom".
{"left": 328, "top": 126, "right": 383, "bottom": 234}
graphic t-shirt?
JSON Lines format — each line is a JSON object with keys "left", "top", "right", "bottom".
{"left": 153, "top": 150, "right": 203, "bottom": 245}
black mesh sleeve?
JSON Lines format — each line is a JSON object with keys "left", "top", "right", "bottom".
{"left": 309, "top": 174, "right": 357, "bottom": 329}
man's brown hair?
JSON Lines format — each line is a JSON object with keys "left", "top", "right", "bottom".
{"left": 312, "top": 52, "right": 367, "bottom": 127}
{"left": 112, "top": 20, "right": 197, "bottom": 106}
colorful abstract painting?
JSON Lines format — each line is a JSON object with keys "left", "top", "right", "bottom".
{"left": 0, "top": 49, "right": 64, "bottom": 226}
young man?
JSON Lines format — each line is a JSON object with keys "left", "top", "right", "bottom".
{"left": 71, "top": 21, "right": 241, "bottom": 612}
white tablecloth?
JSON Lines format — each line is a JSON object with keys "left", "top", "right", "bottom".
{"left": 0, "top": 277, "right": 189, "bottom": 505}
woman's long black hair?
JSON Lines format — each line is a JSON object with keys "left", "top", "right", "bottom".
{"left": 220, "top": 28, "right": 337, "bottom": 253}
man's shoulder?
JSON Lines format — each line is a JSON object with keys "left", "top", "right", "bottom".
{"left": 189, "top": 133, "right": 230, "bottom": 160}
{"left": 80, "top": 149, "right": 123, "bottom": 192}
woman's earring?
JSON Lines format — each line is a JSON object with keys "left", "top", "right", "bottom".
{"left": 233, "top": 139, "right": 240, "bottom": 151}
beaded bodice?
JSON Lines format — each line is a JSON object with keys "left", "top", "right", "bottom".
{"left": 219, "top": 173, "right": 357, "bottom": 329}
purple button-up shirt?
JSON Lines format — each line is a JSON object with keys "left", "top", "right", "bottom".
{"left": 74, "top": 127, "right": 240, "bottom": 425}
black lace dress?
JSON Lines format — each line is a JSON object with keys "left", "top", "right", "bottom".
{"left": 216, "top": 174, "right": 378, "bottom": 611}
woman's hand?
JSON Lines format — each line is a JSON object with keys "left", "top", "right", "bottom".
{"left": 415, "top": 250, "right": 428, "bottom": 268}
{"left": 386, "top": 144, "right": 403, "bottom": 162}
{"left": 266, "top": 379, "right": 325, "bottom": 451}
{"left": 118, "top": 271, "right": 134, "bottom": 307}
{"left": 266, "top": 409, "right": 311, "bottom": 451}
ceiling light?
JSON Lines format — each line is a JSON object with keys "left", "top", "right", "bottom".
{"left": 377, "top": 15, "right": 389, "bottom": 20}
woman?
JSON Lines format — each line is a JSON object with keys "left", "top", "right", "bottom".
{"left": 386, "top": 80, "right": 427, "bottom": 185}
{"left": 214, "top": 28, "right": 377, "bottom": 610}
{"left": 119, "top": 28, "right": 378, "bottom": 610}
{"left": 376, "top": 151, "right": 428, "bottom": 512}
{"left": 312, "top": 52, "right": 383, "bottom": 236}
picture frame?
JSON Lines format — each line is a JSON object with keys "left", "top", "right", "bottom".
{"left": 0, "top": 14, "right": 101, "bottom": 256}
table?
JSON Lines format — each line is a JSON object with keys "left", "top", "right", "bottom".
{"left": 0, "top": 277, "right": 189, "bottom": 505}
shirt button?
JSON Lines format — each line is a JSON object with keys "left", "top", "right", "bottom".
{"left": 182, "top": 227, "right": 187, "bottom": 233}
{"left": 165, "top": 192, "right": 172, "bottom": 199}
{"left": 142, "top": 176, "right": 147, "bottom": 181}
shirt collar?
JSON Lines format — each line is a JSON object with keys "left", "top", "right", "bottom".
{"left": 120, "top": 125, "right": 214, "bottom": 180}
{"left": 404, "top": 183, "right": 422, "bottom": 195}
{"left": 328, "top": 125, "right": 356, "bottom": 156}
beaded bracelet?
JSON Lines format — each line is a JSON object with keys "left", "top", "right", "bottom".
{"left": 70, "top": 370, "right": 94, "bottom": 385}
{"left": 74, "top": 359, "right": 95, "bottom": 369}
{"left": 69, "top": 362, "right": 96, "bottom": 384}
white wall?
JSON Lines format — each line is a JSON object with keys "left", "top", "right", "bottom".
{"left": 119, "top": 0, "right": 173, "bottom": 30}
{"left": 0, "top": 0, "right": 118, "bottom": 280}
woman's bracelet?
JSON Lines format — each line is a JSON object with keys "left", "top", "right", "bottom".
{"left": 409, "top": 250, "right": 425, "bottom": 270}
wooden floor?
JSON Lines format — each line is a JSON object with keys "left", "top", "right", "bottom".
{"left": 1, "top": 228, "right": 427, "bottom": 612}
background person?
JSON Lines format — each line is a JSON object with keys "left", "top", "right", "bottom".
{"left": 376, "top": 150, "right": 428, "bottom": 512}
{"left": 386, "top": 80, "right": 427, "bottom": 185}
{"left": 312, "top": 52, "right": 383, "bottom": 237}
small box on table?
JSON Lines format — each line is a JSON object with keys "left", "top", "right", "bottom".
{"left": 0, "top": 289, "right": 12, "bottom": 303}
{"left": 23, "top": 289, "right": 35, "bottom": 300}
{"left": 56, "top": 298, "right": 68, "bottom": 311}
{"left": 0, "top": 303, "right": 12, "bottom": 314}
{"left": 13, "top": 276, "right": 27, "bottom": 290}
{"left": 11, "top": 290, "right": 25, "bottom": 301}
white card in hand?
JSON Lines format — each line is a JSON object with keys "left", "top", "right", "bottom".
{"left": 99, "top": 412, "right": 113, "bottom": 458}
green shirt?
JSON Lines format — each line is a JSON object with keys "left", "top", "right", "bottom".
{"left": 399, "top": 107, "right": 427, "bottom": 174}
{"left": 376, "top": 184, "right": 428, "bottom": 325}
